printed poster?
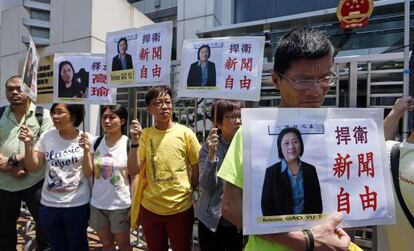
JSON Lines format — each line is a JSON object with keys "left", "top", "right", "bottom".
{"left": 53, "top": 53, "right": 116, "bottom": 104}
{"left": 178, "top": 37, "right": 265, "bottom": 101}
{"left": 21, "top": 36, "right": 40, "bottom": 101}
{"left": 243, "top": 108, "right": 395, "bottom": 234}
{"left": 106, "top": 21, "right": 173, "bottom": 88}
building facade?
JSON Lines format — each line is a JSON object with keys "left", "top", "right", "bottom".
{"left": 0, "top": 0, "right": 153, "bottom": 135}
{"left": 134, "top": 0, "right": 413, "bottom": 140}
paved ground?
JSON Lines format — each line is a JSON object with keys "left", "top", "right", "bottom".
{"left": 16, "top": 212, "right": 201, "bottom": 251}
{"left": 16, "top": 213, "right": 147, "bottom": 251}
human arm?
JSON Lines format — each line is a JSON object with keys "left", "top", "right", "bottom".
{"left": 222, "top": 177, "right": 350, "bottom": 250}
{"left": 191, "top": 163, "right": 199, "bottom": 190}
{"left": 384, "top": 96, "right": 413, "bottom": 140}
{"left": 260, "top": 213, "right": 350, "bottom": 251}
{"left": 221, "top": 181, "right": 243, "bottom": 229}
{"left": 127, "top": 119, "right": 143, "bottom": 176}
{"left": 0, "top": 152, "right": 27, "bottom": 177}
{"left": 79, "top": 133, "right": 94, "bottom": 178}
{"left": 18, "top": 125, "right": 45, "bottom": 172}
{"left": 199, "top": 128, "right": 220, "bottom": 191}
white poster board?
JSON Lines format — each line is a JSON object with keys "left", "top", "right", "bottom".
{"left": 106, "top": 21, "right": 173, "bottom": 88}
{"left": 21, "top": 37, "right": 39, "bottom": 101}
{"left": 53, "top": 53, "right": 116, "bottom": 104}
{"left": 243, "top": 108, "right": 396, "bottom": 234}
{"left": 178, "top": 37, "right": 265, "bottom": 101}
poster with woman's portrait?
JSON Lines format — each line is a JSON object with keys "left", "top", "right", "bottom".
{"left": 242, "top": 108, "right": 396, "bottom": 235}
{"left": 53, "top": 53, "right": 116, "bottom": 105}
{"left": 21, "top": 37, "right": 39, "bottom": 101}
{"left": 106, "top": 21, "right": 173, "bottom": 88}
{"left": 178, "top": 37, "right": 265, "bottom": 101}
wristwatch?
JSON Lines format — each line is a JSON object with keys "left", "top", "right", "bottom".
{"left": 8, "top": 155, "right": 19, "bottom": 167}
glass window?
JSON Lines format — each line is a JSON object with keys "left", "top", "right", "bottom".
{"left": 30, "top": 9, "right": 50, "bottom": 21}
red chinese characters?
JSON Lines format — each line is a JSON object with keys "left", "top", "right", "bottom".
{"left": 336, "top": 126, "right": 369, "bottom": 145}
{"left": 333, "top": 153, "right": 353, "bottom": 180}
{"left": 332, "top": 124, "right": 378, "bottom": 214}
{"left": 337, "top": 185, "right": 378, "bottom": 214}
{"left": 224, "top": 43, "right": 254, "bottom": 90}
{"left": 358, "top": 152, "right": 374, "bottom": 177}
{"left": 138, "top": 32, "right": 164, "bottom": 80}
{"left": 337, "top": 187, "right": 351, "bottom": 214}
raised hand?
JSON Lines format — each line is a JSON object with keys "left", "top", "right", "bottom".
{"left": 310, "top": 212, "right": 351, "bottom": 251}
{"left": 129, "top": 119, "right": 143, "bottom": 144}
{"left": 78, "top": 132, "right": 90, "bottom": 151}
{"left": 18, "top": 125, "right": 35, "bottom": 144}
{"left": 206, "top": 128, "right": 219, "bottom": 161}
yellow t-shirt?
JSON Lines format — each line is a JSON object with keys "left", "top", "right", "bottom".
{"left": 139, "top": 123, "right": 200, "bottom": 215}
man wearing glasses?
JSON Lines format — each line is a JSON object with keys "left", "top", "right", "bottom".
{"left": 217, "top": 28, "right": 351, "bottom": 251}
{"left": 0, "top": 75, "right": 53, "bottom": 250}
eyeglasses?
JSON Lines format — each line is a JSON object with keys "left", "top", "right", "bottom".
{"left": 151, "top": 99, "right": 172, "bottom": 108}
{"left": 277, "top": 71, "right": 338, "bottom": 90}
{"left": 224, "top": 114, "right": 241, "bottom": 121}
{"left": 51, "top": 110, "right": 69, "bottom": 117}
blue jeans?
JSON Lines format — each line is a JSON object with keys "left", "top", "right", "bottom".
{"left": 39, "top": 204, "right": 89, "bottom": 251}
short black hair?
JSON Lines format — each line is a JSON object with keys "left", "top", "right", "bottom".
{"left": 117, "top": 37, "right": 128, "bottom": 53}
{"left": 277, "top": 127, "right": 304, "bottom": 160}
{"left": 5, "top": 75, "right": 21, "bottom": 87}
{"left": 197, "top": 44, "right": 211, "bottom": 60}
{"left": 211, "top": 99, "right": 243, "bottom": 125}
{"left": 51, "top": 103, "right": 84, "bottom": 127}
{"left": 58, "top": 61, "right": 75, "bottom": 83}
{"left": 274, "top": 27, "right": 334, "bottom": 74}
{"left": 100, "top": 104, "right": 128, "bottom": 135}
{"left": 145, "top": 86, "right": 172, "bottom": 106}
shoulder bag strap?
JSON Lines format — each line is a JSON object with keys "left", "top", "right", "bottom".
{"left": 390, "top": 143, "right": 414, "bottom": 229}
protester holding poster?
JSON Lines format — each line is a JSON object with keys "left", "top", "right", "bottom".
{"left": 128, "top": 86, "right": 200, "bottom": 251}
{"left": 80, "top": 104, "right": 132, "bottom": 251}
{"left": 19, "top": 104, "right": 91, "bottom": 251}
{"left": 58, "top": 61, "right": 87, "bottom": 98}
{"left": 187, "top": 44, "right": 216, "bottom": 87}
{"left": 196, "top": 99, "right": 243, "bottom": 251}
{"left": 112, "top": 37, "right": 133, "bottom": 71}
{"left": 217, "top": 28, "right": 351, "bottom": 250}
{"left": 0, "top": 75, "right": 53, "bottom": 251}
{"left": 261, "top": 127, "right": 322, "bottom": 217}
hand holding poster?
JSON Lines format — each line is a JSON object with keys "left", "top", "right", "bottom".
{"left": 243, "top": 108, "right": 395, "bottom": 235}
{"left": 106, "top": 21, "right": 173, "bottom": 88}
{"left": 53, "top": 53, "right": 116, "bottom": 104}
{"left": 178, "top": 37, "right": 265, "bottom": 101}
{"left": 21, "top": 36, "right": 40, "bottom": 101}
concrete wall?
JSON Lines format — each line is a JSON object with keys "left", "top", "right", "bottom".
{"left": 135, "top": 0, "right": 177, "bottom": 15}
{"left": 176, "top": 0, "right": 232, "bottom": 59}
{"left": 0, "top": 0, "right": 153, "bottom": 135}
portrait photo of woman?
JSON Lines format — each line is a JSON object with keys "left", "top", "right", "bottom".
{"left": 261, "top": 127, "right": 322, "bottom": 216}
{"left": 187, "top": 44, "right": 216, "bottom": 87}
{"left": 58, "top": 61, "right": 87, "bottom": 98}
{"left": 111, "top": 37, "right": 133, "bottom": 71}
{"left": 23, "top": 47, "right": 35, "bottom": 88}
